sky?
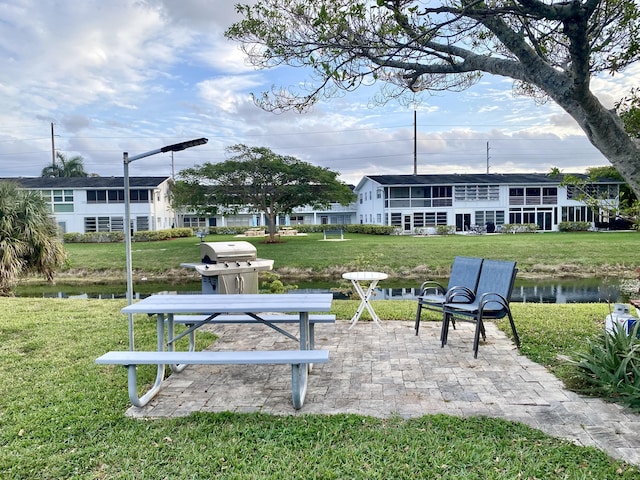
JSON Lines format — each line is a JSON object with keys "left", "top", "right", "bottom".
{"left": 1, "top": 0, "right": 639, "bottom": 187}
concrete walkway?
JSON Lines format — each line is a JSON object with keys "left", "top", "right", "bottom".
{"left": 127, "top": 320, "right": 640, "bottom": 466}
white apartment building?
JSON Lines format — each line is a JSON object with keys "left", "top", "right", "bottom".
{"left": 354, "top": 173, "right": 622, "bottom": 232}
{"left": 5, "top": 176, "right": 174, "bottom": 234}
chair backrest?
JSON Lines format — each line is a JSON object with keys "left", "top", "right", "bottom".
{"left": 473, "top": 259, "right": 517, "bottom": 310}
{"left": 447, "top": 256, "right": 484, "bottom": 291}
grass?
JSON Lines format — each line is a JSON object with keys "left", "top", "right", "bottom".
{"left": 57, "top": 231, "right": 640, "bottom": 281}
{"left": 4, "top": 231, "right": 640, "bottom": 477}
{"left": 1, "top": 298, "right": 639, "bottom": 478}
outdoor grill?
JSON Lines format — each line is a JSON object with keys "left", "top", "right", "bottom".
{"left": 182, "top": 241, "right": 274, "bottom": 294}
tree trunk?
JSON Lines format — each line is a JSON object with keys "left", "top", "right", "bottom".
{"left": 266, "top": 213, "right": 278, "bottom": 243}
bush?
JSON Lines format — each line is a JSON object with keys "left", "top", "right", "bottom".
{"left": 500, "top": 223, "right": 539, "bottom": 234}
{"left": 63, "top": 232, "right": 124, "bottom": 243}
{"left": 559, "top": 221, "right": 591, "bottom": 232}
{"left": 346, "top": 224, "right": 395, "bottom": 235}
{"left": 567, "top": 322, "right": 640, "bottom": 410}
{"left": 436, "top": 225, "right": 456, "bottom": 235}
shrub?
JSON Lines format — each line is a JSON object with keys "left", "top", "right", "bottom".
{"left": 436, "top": 225, "right": 456, "bottom": 235}
{"left": 63, "top": 232, "right": 124, "bottom": 243}
{"left": 500, "top": 223, "right": 539, "bottom": 234}
{"left": 346, "top": 224, "right": 395, "bottom": 235}
{"left": 566, "top": 322, "right": 640, "bottom": 410}
{"left": 559, "top": 221, "right": 591, "bottom": 232}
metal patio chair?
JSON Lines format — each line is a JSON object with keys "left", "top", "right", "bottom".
{"left": 414, "top": 256, "right": 483, "bottom": 335}
{"left": 441, "top": 259, "right": 520, "bottom": 358}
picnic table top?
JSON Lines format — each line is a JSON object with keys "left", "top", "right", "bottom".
{"left": 121, "top": 293, "right": 333, "bottom": 315}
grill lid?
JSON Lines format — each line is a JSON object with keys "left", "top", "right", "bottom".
{"left": 200, "top": 241, "right": 257, "bottom": 263}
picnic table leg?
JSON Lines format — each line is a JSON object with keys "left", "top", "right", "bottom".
{"left": 290, "top": 362, "right": 308, "bottom": 409}
{"left": 299, "top": 311, "right": 315, "bottom": 372}
{"left": 127, "top": 314, "right": 166, "bottom": 407}
{"left": 166, "top": 313, "right": 188, "bottom": 373}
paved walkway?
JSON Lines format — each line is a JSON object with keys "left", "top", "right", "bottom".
{"left": 127, "top": 320, "right": 640, "bottom": 466}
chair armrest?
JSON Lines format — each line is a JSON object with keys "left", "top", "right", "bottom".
{"left": 478, "top": 292, "right": 510, "bottom": 312}
{"left": 444, "top": 285, "right": 475, "bottom": 303}
{"left": 418, "top": 281, "right": 446, "bottom": 296}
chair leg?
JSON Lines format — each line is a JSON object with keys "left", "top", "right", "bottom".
{"left": 441, "top": 312, "right": 450, "bottom": 347}
{"left": 415, "top": 303, "right": 423, "bottom": 335}
{"left": 507, "top": 310, "right": 520, "bottom": 348}
{"left": 473, "top": 316, "right": 483, "bottom": 358}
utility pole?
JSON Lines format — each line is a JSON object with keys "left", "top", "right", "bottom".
{"left": 486, "top": 141, "right": 490, "bottom": 174}
{"left": 50, "top": 122, "right": 56, "bottom": 167}
{"left": 413, "top": 110, "right": 417, "bottom": 175}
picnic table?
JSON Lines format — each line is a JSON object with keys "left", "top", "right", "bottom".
{"left": 96, "top": 293, "right": 333, "bottom": 410}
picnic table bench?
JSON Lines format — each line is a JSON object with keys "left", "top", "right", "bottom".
{"left": 323, "top": 229, "right": 344, "bottom": 240}
{"left": 172, "top": 313, "right": 335, "bottom": 351}
{"left": 95, "top": 293, "right": 334, "bottom": 410}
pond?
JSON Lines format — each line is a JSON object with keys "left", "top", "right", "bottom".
{"left": 15, "top": 277, "right": 634, "bottom": 304}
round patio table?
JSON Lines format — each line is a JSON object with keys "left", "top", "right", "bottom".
{"left": 342, "top": 271, "right": 388, "bottom": 329}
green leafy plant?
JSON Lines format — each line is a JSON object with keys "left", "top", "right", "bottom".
{"left": 567, "top": 322, "right": 640, "bottom": 410}
{"left": 260, "top": 272, "right": 297, "bottom": 293}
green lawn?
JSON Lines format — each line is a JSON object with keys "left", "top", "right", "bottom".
{"left": 4, "top": 231, "right": 640, "bottom": 477}
{"left": 1, "top": 298, "right": 638, "bottom": 478}
{"left": 59, "top": 231, "right": 640, "bottom": 280}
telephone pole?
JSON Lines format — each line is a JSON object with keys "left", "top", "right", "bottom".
{"left": 51, "top": 122, "right": 56, "bottom": 167}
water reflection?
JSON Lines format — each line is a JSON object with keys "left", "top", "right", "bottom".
{"left": 19, "top": 279, "right": 628, "bottom": 304}
{"left": 297, "top": 279, "right": 626, "bottom": 304}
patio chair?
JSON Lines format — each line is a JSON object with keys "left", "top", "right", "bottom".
{"left": 414, "top": 256, "right": 483, "bottom": 335}
{"left": 441, "top": 259, "right": 520, "bottom": 358}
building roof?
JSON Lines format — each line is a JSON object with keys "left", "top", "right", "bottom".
{"left": 364, "top": 173, "right": 622, "bottom": 186}
{"left": 0, "top": 176, "right": 172, "bottom": 189}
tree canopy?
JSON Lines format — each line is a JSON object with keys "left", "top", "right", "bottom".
{"left": 226, "top": 0, "right": 640, "bottom": 199}
{"left": 175, "top": 144, "right": 355, "bottom": 242}
{"left": 0, "top": 181, "right": 67, "bottom": 296}
{"left": 41, "top": 152, "right": 89, "bottom": 178}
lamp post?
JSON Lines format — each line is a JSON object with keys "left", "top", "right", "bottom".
{"left": 123, "top": 137, "right": 208, "bottom": 350}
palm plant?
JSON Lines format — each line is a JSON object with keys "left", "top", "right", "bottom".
{"left": 0, "top": 181, "right": 67, "bottom": 295}
{"left": 41, "top": 152, "right": 88, "bottom": 177}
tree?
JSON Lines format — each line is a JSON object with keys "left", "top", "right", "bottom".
{"left": 226, "top": 0, "right": 640, "bottom": 199}
{"left": 175, "top": 144, "right": 356, "bottom": 243}
{"left": 616, "top": 88, "right": 640, "bottom": 139}
{"left": 41, "top": 152, "right": 89, "bottom": 177}
{"left": 0, "top": 181, "right": 67, "bottom": 296}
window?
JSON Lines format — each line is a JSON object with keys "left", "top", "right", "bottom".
{"left": 87, "top": 190, "right": 107, "bottom": 203}
{"left": 542, "top": 187, "right": 557, "bottom": 204}
{"left": 183, "top": 216, "right": 208, "bottom": 228}
{"left": 475, "top": 210, "right": 505, "bottom": 225}
{"left": 108, "top": 190, "right": 125, "bottom": 203}
{"left": 413, "top": 212, "right": 447, "bottom": 227}
{"left": 455, "top": 185, "right": 499, "bottom": 200}
{"left": 84, "top": 216, "right": 123, "bottom": 233}
{"left": 88, "top": 189, "right": 126, "bottom": 203}
{"left": 562, "top": 206, "right": 595, "bottom": 222}
{"left": 432, "top": 186, "right": 452, "bottom": 207}
{"left": 42, "top": 189, "right": 74, "bottom": 212}
{"left": 509, "top": 188, "right": 524, "bottom": 205}
{"left": 390, "top": 212, "right": 402, "bottom": 226}
{"left": 567, "top": 184, "right": 619, "bottom": 200}
{"left": 136, "top": 216, "right": 149, "bottom": 231}
{"left": 130, "top": 189, "right": 149, "bottom": 203}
